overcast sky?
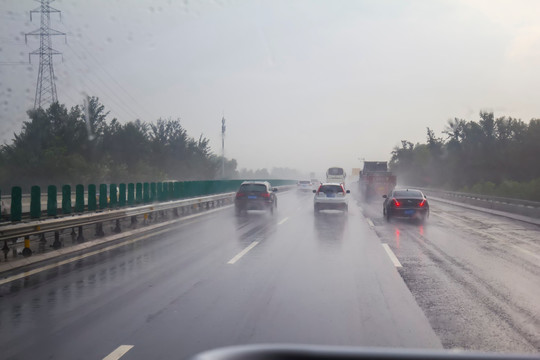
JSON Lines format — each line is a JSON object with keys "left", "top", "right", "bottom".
{"left": 1, "top": 0, "right": 539, "bottom": 175}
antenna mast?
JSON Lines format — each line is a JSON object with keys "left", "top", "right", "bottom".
{"left": 25, "top": 0, "right": 66, "bottom": 109}
{"left": 221, "top": 116, "right": 226, "bottom": 178}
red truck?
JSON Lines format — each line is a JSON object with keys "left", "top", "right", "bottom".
{"left": 359, "top": 161, "right": 397, "bottom": 201}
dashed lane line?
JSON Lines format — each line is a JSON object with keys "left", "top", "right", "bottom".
{"left": 382, "top": 243, "right": 402, "bottom": 268}
{"left": 227, "top": 241, "right": 260, "bottom": 265}
{"left": 367, "top": 218, "right": 375, "bottom": 227}
{"left": 278, "top": 217, "right": 289, "bottom": 225}
{"left": 103, "top": 345, "right": 134, "bottom": 360}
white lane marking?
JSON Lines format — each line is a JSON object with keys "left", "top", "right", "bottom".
{"left": 366, "top": 218, "right": 375, "bottom": 227}
{"left": 103, "top": 345, "right": 134, "bottom": 360}
{"left": 227, "top": 241, "right": 259, "bottom": 265}
{"left": 382, "top": 244, "right": 402, "bottom": 268}
{"left": 278, "top": 217, "right": 289, "bottom": 225}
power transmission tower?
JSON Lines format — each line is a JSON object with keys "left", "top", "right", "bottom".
{"left": 25, "top": 0, "right": 66, "bottom": 109}
{"left": 221, "top": 116, "right": 226, "bottom": 178}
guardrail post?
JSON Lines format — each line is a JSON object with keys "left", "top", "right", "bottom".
{"left": 136, "top": 182, "right": 143, "bottom": 204}
{"left": 30, "top": 185, "right": 41, "bottom": 219}
{"left": 22, "top": 236, "right": 32, "bottom": 257}
{"left": 151, "top": 182, "right": 156, "bottom": 202}
{"left": 130, "top": 215, "right": 138, "bottom": 228}
{"left": 52, "top": 231, "right": 61, "bottom": 249}
{"left": 119, "top": 183, "right": 127, "bottom": 207}
{"left": 128, "top": 183, "right": 135, "bottom": 206}
{"left": 88, "top": 184, "right": 97, "bottom": 211}
{"left": 95, "top": 222, "right": 105, "bottom": 237}
{"left": 77, "top": 225, "right": 85, "bottom": 242}
{"left": 110, "top": 184, "right": 118, "bottom": 208}
{"left": 10, "top": 186, "right": 22, "bottom": 222}
{"left": 75, "top": 184, "right": 85, "bottom": 213}
{"left": 114, "top": 219, "right": 122, "bottom": 233}
{"left": 99, "top": 184, "right": 108, "bottom": 209}
{"left": 2, "top": 240, "right": 9, "bottom": 260}
{"left": 143, "top": 182, "right": 150, "bottom": 203}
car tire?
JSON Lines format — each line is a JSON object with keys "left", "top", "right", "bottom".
{"left": 385, "top": 210, "right": 391, "bottom": 222}
{"left": 235, "top": 206, "right": 241, "bottom": 216}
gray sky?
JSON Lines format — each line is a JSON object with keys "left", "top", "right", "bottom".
{"left": 1, "top": 0, "right": 539, "bottom": 175}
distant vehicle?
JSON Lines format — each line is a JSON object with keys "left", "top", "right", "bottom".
{"left": 383, "top": 188, "right": 429, "bottom": 222}
{"left": 359, "top": 161, "right": 396, "bottom": 201}
{"left": 326, "top": 167, "right": 346, "bottom": 186}
{"left": 297, "top": 180, "right": 312, "bottom": 192}
{"left": 310, "top": 179, "right": 320, "bottom": 190}
{"left": 234, "top": 181, "right": 278, "bottom": 215}
{"left": 313, "top": 182, "right": 350, "bottom": 212}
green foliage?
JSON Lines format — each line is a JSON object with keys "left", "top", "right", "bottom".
{"left": 390, "top": 112, "right": 540, "bottom": 200}
{"left": 0, "top": 98, "right": 236, "bottom": 188}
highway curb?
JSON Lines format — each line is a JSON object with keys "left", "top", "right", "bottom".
{"left": 428, "top": 196, "right": 540, "bottom": 226}
{"left": 0, "top": 205, "right": 232, "bottom": 278}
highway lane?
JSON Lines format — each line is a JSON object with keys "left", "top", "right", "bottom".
{"left": 358, "top": 193, "right": 540, "bottom": 354}
{"left": 0, "top": 190, "right": 441, "bottom": 360}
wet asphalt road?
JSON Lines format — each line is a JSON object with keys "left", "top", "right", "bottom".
{"left": 0, "top": 189, "right": 539, "bottom": 359}
{"left": 360, "top": 193, "right": 540, "bottom": 353}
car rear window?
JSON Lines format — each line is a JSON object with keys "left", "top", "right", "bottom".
{"left": 239, "top": 184, "right": 267, "bottom": 192}
{"left": 299, "top": 181, "right": 311, "bottom": 185}
{"left": 319, "top": 185, "right": 344, "bottom": 194}
{"left": 393, "top": 190, "right": 423, "bottom": 198}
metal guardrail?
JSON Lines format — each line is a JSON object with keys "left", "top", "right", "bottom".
{"left": 0, "top": 192, "right": 235, "bottom": 242}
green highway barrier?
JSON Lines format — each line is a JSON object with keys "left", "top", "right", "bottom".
{"left": 11, "top": 187, "right": 22, "bottom": 222}
{"left": 30, "top": 186, "right": 41, "bottom": 219}
{"left": 75, "top": 184, "right": 85, "bottom": 213}
{"left": 127, "top": 183, "right": 135, "bottom": 206}
{"left": 110, "top": 184, "right": 118, "bottom": 208}
{"left": 62, "top": 185, "right": 71, "bottom": 214}
{"left": 1, "top": 179, "right": 297, "bottom": 224}
{"left": 143, "top": 182, "right": 150, "bottom": 203}
{"left": 88, "top": 184, "right": 97, "bottom": 211}
{"left": 47, "top": 185, "right": 57, "bottom": 216}
{"left": 119, "top": 183, "right": 127, "bottom": 207}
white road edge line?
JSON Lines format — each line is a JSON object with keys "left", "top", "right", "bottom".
{"left": 103, "top": 345, "right": 134, "bottom": 360}
{"left": 227, "top": 241, "right": 259, "bottom": 265}
{"left": 278, "top": 217, "right": 289, "bottom": 225}
{"left": 366, "top": 218, "right": 375, "bottom": 227}
{"left": 382, "top": 244, "right": 402, "bottom": 268}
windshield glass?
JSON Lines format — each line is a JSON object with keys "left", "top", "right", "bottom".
{"left": 1, "top": 1, "right": 538, "bottom": 359}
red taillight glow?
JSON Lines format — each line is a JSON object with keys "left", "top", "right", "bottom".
{"left": 419, "top": 199, "right": 426, "bottom": 207}
{"left": 236, "top": 192, "right": 245, "bottom": 198}
{"left": 393, "top": 198, "right": 400, "bottom": 207}
{"left": 260, "top": 192, "right": 270, "bottom": 198}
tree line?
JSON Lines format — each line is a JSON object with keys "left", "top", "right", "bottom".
{"left": 0, "top": 98, "right": 234, "bottom": 189}
{"left": 389, "top": 112, "right": 540, "bottom": 200}
{"left": 0, "top": 98, "right": 306, "bottom": 190}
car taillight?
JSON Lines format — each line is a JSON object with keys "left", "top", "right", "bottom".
{"left": 260, "top": 192, "right": 270, "bottom": 198}
{"left": 236, "top": 192, "right": 245, "bottom": 198}
{"left": 393, "top": 198, "right": 400, "bottom": 207}
{"left": 419, "top": 199, "right": 426, "bottom": 207}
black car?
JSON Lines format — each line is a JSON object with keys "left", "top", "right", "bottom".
{"left": 383, "top": 189, "right": 429, "bottom": 222}
{"left": 234, "top": 181, "right": 278, "bottom": 215}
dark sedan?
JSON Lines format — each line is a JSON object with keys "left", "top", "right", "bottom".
{"left": 234, "top": 181, "right": 278, "bottom": 215}
{"left": 383, "top": 189, "right": 429, "bottom": 222}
